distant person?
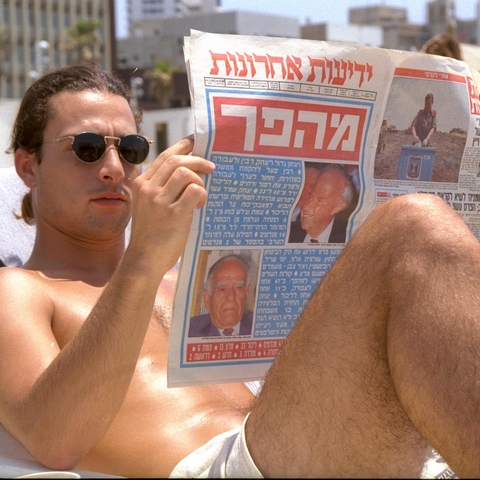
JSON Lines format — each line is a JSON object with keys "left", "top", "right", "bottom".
{"left": 188, "top": 254, "right": 253, "bottom": 337}
{"left": 377, "top": 119, "right": 387, "bottom": 154}
{"left": 421, "top": 33, "right": 463, "bottom": 60}
{"left": 411, "top": 93, "right": 437, "bottom": 147}
{"left": 288, "top": 165, "right": 354, "bottom": 244}
{"left": 422, "top": 32, "right": 480, "bottom": 96}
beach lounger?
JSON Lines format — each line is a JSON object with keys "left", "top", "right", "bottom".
{"left": 0, "top": 166, "right": 35, "bottom": 267}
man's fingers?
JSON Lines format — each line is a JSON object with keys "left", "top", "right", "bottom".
{"left": 159, "top": 135, "right": 195, "bottom": 159}
{"left": 154, "top": 164, "right": 209, "bottom": 205}
{"left": 141, "top": 135, "right": 195, "bottom": 181}
{"left": 141, "top": 136, "right": 215, "bottom": 185}
{"left": 132, "top": 151, "right": 214, "bottom": 220}
{"left": 175, "top": 182, "right": 208, "bottom": 210}
{"left": 138, "top": 157, "right": 214, "bottom": 194}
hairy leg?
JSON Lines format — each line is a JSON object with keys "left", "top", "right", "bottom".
{"left": 246, "top": 193, "right": 480, "bottom": 478}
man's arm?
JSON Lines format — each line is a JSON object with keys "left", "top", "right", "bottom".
{"left": 411, "top": 112, "right": 421, "bottom": 144}
{"left": 422, "top": 128, "right": 435, "bottom": 146}
{"left": 0, "top": 136, "right": 214, "bottom": 470}
{"left": 422, "top": 112, "right": 437, "bottom": 146}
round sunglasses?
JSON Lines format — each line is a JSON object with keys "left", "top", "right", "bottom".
{"left": 43, "top": 132, "right": 153, "bottom": 165}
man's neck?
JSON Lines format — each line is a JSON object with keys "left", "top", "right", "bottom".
{"left": 24, "top": 226, "right": 126, "bottom": 284}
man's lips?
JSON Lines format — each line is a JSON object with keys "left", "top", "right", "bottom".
{"left": 91, "top": 192, "right": 127, "bottom": 206}
{"left": 222, "top": 307, "right": 240, "bottom": 315}
{"left": 94, "top": 192, "right": 126, "bottom": 200}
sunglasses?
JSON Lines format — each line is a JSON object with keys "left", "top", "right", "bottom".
{"left": 44, "top": 132, "right": 153, "bottom": 165}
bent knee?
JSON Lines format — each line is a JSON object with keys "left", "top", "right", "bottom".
{"left": 382, "top": 192, "right": 448, "bottom": 214}
{"left": 374, "top": 193, "right": 453, "bottom": 228}
{"left": 373, "top": 193, "right": 473, "bottom": 250}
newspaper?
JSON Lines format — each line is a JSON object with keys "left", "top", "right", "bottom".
{"left": 167, "top": 29, "right": 480, "bottom": 387}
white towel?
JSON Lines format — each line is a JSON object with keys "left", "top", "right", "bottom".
{"left": 0, "top": 166, "right": 35, "bottom": 266}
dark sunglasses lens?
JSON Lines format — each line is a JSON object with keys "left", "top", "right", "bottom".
{"left": 72, "top": 133, "right": 106, "bottom": 163}
{"left": 118, "top": 135, "right": 149, "bottom": 164}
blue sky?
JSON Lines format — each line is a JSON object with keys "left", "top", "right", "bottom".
{"left": 115, "top": 0, "right": 478, "bottom": 38}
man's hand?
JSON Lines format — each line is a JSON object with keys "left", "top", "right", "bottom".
{"left": 128, "top": 135, "right": 215, "bottom": 275}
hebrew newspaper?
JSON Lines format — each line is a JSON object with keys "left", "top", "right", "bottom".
{"left": 168, "top": 30, "right": 480, "bottom": 386}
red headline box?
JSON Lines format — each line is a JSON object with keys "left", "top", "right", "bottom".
{"left": 186, "top": 339, "right": 284, "bottom": 363}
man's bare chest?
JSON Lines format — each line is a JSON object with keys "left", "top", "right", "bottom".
{"left": 46, "top": 279, "right": 173, "bottom": 348}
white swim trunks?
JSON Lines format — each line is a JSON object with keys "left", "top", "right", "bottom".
{"left": 170, "top": 412, "right": 456, "bottom": 478}
{"left": 420, "top": 448, "right": 457, "bottom": 479}
{"left": 169, "top": 414, "right": 262, "bottom": 478}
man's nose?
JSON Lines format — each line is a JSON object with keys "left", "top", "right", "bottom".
{"left": 99, "top": 146, "right": 125, "bottom": 183}
{"left": 225, "top": 286, "right": 236, "bottom": 300}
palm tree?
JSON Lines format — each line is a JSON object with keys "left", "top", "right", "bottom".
{"left": 144, "top": 60, "right": 179, "bottom": 108}
{"left": 65, "top": 19, "right": 102, "bottom": 64}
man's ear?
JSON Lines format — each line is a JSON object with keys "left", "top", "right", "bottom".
{"left": 14, "top": 148, "right": 37, "bottom": 188}
{"left": 332, "top": 199, "right": 347, "bottom": 216}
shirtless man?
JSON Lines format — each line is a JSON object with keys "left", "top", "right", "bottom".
{"left": 1, "top": 64, "right": 480, "bottom": 478}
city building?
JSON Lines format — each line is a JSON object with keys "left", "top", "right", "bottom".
{"left": 347, "top": 0, "right": 479, "bottom": 50}
{"left": 115, "top": 9, "right": 300, "bottom": 112}
{"left": 346, "top": 3, "right": 429, "bottom": 50}
{"left": 118, "top": 0, "right": 480, "bottom": 71}
{"left": 349, "top": 5, "right": 408, "bottom": 26}
{"left": 118, "top": 9, "right": 300, "bottom": 72}
{"left": 427, "top": 0, "right": 457, "bottom": 38}
{"left": 301, "top": 22, "right": 383, "bottom": 48}
{"left": 382, "top": 23, "right": 428, "bottom": 51}
{"left": 0, "top": 0, "right": 115, "bottom": 99}
{"left": 127, "top": 0, "right": 220, "bottom": 35}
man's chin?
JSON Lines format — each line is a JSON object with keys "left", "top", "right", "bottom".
{"left": 300, "top": 219, "right": 312, "bottom": 232}
{"left": 215, "top": 319, "right": 241, "bottom": 330}
{"left": 301, "top": 222, "right": 316, "bottom": 236}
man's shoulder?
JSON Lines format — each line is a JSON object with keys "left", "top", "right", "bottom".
{"left": 0, "top": 266, "right": 96, "bottom": 349}
{"left": 188, "top": 313, "right": 212, "bottom": 337}
{"left": 0, "top": 267, "right": 55, "bottom": 336}
{"left": 190, "top": 312, "right": 210, "bottom": 323}
{"left": 0, "top": 265, "right": 41, "bottom": 285}
{"left": 0, "top": 267, "right": 52, "bottom": 305}
{"left": 240, "top": 311, "right": 254, "bottom": 334}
